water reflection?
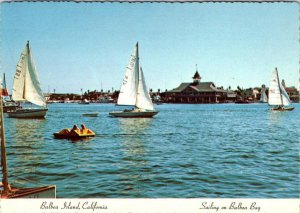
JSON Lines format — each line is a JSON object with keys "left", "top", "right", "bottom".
{"left": 118, "top": 118, "right": 153, "bottom": 135}
{"left": 267, "top": 109, "right": 287, "bottom": 125}
{"left": 117, "top": 118, "right": 153, "bottom": 197}
{"left": 118, "top": 118, "right": 152, "bottom": 156}
{"left": 8, "top": 119, "right": 47, "bottom": 175}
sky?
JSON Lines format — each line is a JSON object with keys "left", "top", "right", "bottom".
{"left": 0, "top": 2, "right": 299, "bottom": 94}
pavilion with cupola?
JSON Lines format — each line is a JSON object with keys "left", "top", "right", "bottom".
{"left": 161, "top": 66, "right": 227, "bottom": 103}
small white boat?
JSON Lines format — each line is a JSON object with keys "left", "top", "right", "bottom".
{"left": 82, "top": 113, "right": 99, "bottom": 117}
{"left": 7, "top": 41, "right": 48, "bottom": 119}
{"left": 79, "top": 99, "right": 90, "bottom": 104}
{"left": 109, "top": 43, "right": 159, "bottom": 118}
{"left": 0, "top": 80, "right": 56, "bottom": 198}
{"left": 268, "top": 68, "right": 294, "bottom": 111}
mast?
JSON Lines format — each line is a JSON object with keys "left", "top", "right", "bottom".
{"left": 22, "top": 41, "right": 30, "bottom": 100}
{"left": 135, "top": 42, "right": 140, "bottom": 107}
{"left": 0, "top": 80, "right": 10, "bottom": 195}
{"left": 275, "top": 67, "right": 283, "bottom": 106}
{"left": 3, "top": 73, "right": 6, "bottom": 92}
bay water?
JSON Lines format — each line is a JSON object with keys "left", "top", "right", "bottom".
{"left": 4, "top": 103, "right": 299, "bottom": 198}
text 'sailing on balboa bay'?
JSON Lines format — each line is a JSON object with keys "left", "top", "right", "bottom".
{"left": 200, "top": 201, "right": 261, "bottom": 212}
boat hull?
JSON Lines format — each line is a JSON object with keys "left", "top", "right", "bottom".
{"left": 109, "top": 110, "right": 159, "bottom": 118}
{"left": 82, "top": 113, "right": 98, "bottom": 117}
{"left": 7, "top": 108, "right": 48, "bottom": 118}
{"left": 1, "top": 185, "right": 56, "bottom": 198}
{"left": 53, "top": 132, "right": 95, "bottom": 139}
{"left": 3, "top": 105, "right": 19, "bottom": 113}
{"left": 272, "top": 106, "right": 295, "bottom": 111}
{"left": 53, "top": 128, "right": 95, "bottom": 139}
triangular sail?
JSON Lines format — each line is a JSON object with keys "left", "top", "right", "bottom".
{"left": 268, "top": 68, "right": 291, "bottom": 106}
{"left": 279, "top": 82, "right": 291, "bottom": 106}
{"left": 12, "top": 48, "right": 27, "bottom": 102}
{"left": 136, "top": 67, "right": 154, "bottom": 111}
{"left": 117, "top": 43, "right": 139, "bottom": 106}
{"left": 24, "top": 46, "right": 46, "bottom": 107}
{"left": 11, "top": 42, "right": 46, "bottom": 107}
{"left": 260, "top": 89, "right": 268, "bottom": 103}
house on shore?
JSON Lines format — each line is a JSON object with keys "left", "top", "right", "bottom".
{"left": 161, "top": 68, "right": 228, "bottom": 103}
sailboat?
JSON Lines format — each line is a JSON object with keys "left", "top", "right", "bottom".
{"left": 0, "top": 80, "right": 56, "bottom": 198}
{"left": 259, "top": 87, "right": 268, "bottom": 103}
{"left": 268, "top": 68, "right": 294, "bottom": 111}
{"left": 1, "top": 73, "right": 19, "bottom": 112}
{"left": 7, "top": 41, "right": 48, "bottom": 118}
{"left": 109, "top": 43, "right": 159, "bottom": 118}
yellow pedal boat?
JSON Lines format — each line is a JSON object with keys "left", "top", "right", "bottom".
{"left": 54, "top": 128, "right": 95, "bottom": 139}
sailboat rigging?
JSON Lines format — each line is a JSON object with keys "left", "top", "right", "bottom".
{"left": 268, "top": 68, "right": 294, "bottom": 111}
{"left": 109, "top": 43, "right": 159, "bottom": 118}
{"left": 7, "top": 41, "right": 48, "bottom": 118}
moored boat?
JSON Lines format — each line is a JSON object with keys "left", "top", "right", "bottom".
{"left": 1, "top": 73, "right": 20, "bottom": 112}
{"left": 235, "top": 100, "right": 252, "bottom": 104}
{"left": 78, "top": 99, "right": 90, "bottom": 104}
{"left": 82, "top": 113, "right": 99, "bottom": 117}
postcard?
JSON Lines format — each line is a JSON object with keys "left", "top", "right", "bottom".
{"left": 0, "top": 0, "right": 299, "bottom": 212}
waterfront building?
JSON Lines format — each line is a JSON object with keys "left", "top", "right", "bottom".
{"left": 252, "top": 88, "right": 260, "bottom": 100}
{"left": 161, "top": 68, "right": 227, "bottom": 103}
{"left": 225, "top": 90, "right": 237, "bottom": 103}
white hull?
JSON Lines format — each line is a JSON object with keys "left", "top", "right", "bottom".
{"left": 109, "top": 110, "right": 158, "bottom": 118}
{"left": 7, "top": 108, "right": 48, "bottom": 118}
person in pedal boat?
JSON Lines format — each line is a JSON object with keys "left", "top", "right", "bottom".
{"left": 81, "top": 123, "right": 86, "bottom": 130}
{"left": 81, "top": 123, "right": 88, "bottom": 134}
{"left": 70, "top": 125, "right": 80, "bottom": 133}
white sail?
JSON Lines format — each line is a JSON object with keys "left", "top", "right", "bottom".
{"left": 12, "top": 48, "right": 27, "bottom": 102}
{"left": 25, "top": 47, "right": 47, "bottom": 107}
{"left": 279, "top": 82, "right": 292, "bottom": 106}
{"left": 268, "top": 68, "right": 291, "bottom": 106}
{"left": 117, "top": 43, "right": 139, "bottom": 106}
{"left": 260, "top": 89, "right": 268, "bottom": 103}
{"left": 12, "top": 43, "right": 46, "bottom": 107}
{"left": 136, "top": 67, "right": 154, "bottom": 111}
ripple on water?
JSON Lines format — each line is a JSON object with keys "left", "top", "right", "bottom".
{"left": 4, "top": 103, "right": 300, "bottom": 198}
